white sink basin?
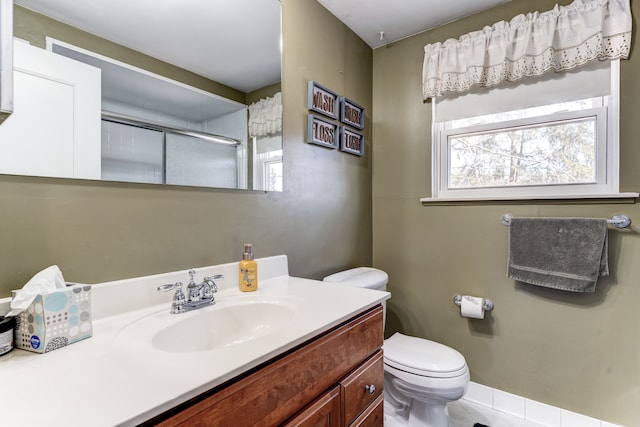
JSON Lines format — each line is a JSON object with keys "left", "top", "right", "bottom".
{"left": 152, "top": 301, "right": 295, "bottom": 352}
{"left": 115, "top": 295, "right": 299, "bottom": 353}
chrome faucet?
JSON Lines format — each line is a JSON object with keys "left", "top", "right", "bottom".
{"left": 157, "top": 269, "right": 224, "bottom": 314}
{"left": 186, "top": 269, "right": 202, "bottom": 302}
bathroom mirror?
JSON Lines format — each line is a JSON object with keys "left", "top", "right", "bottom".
{"left": 0, "top": 0, "right": 12, "bottom": 123}
{"left": 6, "top": 0, "right": 282, "bottom": 191}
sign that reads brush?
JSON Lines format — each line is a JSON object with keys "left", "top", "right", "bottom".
{"left": 340, "top": 97, "right": 364, "bottom": 130}
{"left": 307, "top": 81, "right": 339, "bottom": 120}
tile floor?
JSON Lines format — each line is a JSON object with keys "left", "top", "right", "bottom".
{"left": 449, "top": 399, "right": 546, "bottom": 427}
{"left": 385, "top": 399, "right": 546, "bottom": 427}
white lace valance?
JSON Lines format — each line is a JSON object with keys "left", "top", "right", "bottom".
{"left": 248, "top": 92, "right": 282, "bottom": 137}
{"left": 422, "top": 0, "right": 632, "bottom": 100}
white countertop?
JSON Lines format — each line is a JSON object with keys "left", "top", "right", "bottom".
{"left": 0, "top": 256, "right": 389, "bottom": 426}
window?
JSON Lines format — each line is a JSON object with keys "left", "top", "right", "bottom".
{"left": 252, "top": 135, "right": 283, "bottom": 192}
{"left": 264, "top": 157, "right": 283, "bottom": 192}
{"left": 430, "top": 60, "right": 620, "bottom": 201}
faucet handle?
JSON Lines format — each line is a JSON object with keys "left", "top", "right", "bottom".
{"left": 158, "top": 282, "right": 182, "bottom": 293}
{"left": 202, "top": 275, "right": 223, "bottom": 299}
{"left": 158, "top": 282, "right": 186, "bottom": 314}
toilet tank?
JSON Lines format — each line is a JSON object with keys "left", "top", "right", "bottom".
{"left": 323, "top": 268, "right": 389, "bottom": 326}
{"left": 322, "top": 267, "right": 388, "bottom": 291}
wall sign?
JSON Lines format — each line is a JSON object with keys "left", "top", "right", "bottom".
{"left": 340, "top": 126, "right": 364, "bottom": 157}
{"left": 306, "top": 80, "right": 366, "bottom": 157}
{"left": 340, "top": 97, "right": 364, "bottom": 130}
{"left": 307, "top": 81, "right": 339, "bottom": 120}
{"left": 307, "top": 114, "right": 338, "bottom": 149}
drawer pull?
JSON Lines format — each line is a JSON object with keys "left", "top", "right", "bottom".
{"left": 365, "top": 384, "right": 376, "bottom": 395}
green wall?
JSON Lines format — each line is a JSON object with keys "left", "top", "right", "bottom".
{"left": 247, "top": 82, "right": 282, "bottom": 105}
{"left": 372, "top": 0, "right": 640, "bottom": 424}
{"left": 0, "top": 1, "right": 373, "bottom": 298}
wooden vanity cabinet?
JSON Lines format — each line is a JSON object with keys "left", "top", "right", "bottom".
{"left": 152, "top": 305, "right": 384, "bottom": 427}
{"left": 285, "top": 350, "right": 384, "bottom": 427}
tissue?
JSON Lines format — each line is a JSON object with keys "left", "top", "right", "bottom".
{"left": 7, "top": 265, "right": 66, "bottom": 317}
{"left": 13, "top": 283, "right": 93, "bottom": 353}
{"left": 8, "top": 265, "right": 93, "bottom": 353}
{"left": 460, "top": 295, "right": 485, "bottom": 319}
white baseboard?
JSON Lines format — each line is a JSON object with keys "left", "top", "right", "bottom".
{"left": 463, "top": 382, "right": 623, "bottom": 427}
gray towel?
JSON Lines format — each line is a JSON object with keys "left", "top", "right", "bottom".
{"left": 507, "top": 217, "right": 609, "bottom": 292}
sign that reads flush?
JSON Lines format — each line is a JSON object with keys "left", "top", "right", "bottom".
{"left": 340, "top": 126, "right": 364, "bottom": 157}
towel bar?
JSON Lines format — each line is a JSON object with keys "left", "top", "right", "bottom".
{"left": 501, "top": 213, "right": 631, "bottom": 229}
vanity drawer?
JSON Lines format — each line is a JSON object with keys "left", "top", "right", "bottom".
{"left": 341, "top": 350, "right": 384, "bottom": 426}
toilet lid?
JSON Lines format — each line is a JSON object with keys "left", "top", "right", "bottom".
{"left": 322, "top": 267, "right": 388, "bottom": 290}
{"left": 383, "top": 333, "right": 468, "bottom": 378}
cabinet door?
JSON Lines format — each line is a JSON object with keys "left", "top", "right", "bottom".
{"left": 0, "top": 42, "right": 101, "bottom": 179}
{"left": 350, "top": 395, "right": 383, "bottom": 427}
{"left": 282, "top": 386, "right": 341, "bottom": 427}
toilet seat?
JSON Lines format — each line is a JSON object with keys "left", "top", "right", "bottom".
{"left": 384, "top": 332, "right": 467, "bottom": 378}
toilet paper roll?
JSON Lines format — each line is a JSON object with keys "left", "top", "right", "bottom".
{"left": 460, "top": 295, "right": 485, "bottom": 319}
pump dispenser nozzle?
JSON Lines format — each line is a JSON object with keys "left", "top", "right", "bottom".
{"left": 242, "top": 243, "right": 254, "bottom": 260}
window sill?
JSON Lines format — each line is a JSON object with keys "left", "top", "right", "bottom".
{"left": 419, "top": 193, "right": 639, "bottom": 205}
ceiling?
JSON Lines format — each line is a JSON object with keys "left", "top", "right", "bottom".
{"left": 14, "top": 0, "right": 511, "bottom": 93}
{"left": 14, "top": 0, "right": 282, "bottom": 93}
{"left": 317, "top": 0, "right": 512, "bottom": 49}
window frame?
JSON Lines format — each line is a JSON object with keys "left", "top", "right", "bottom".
{"left": 428, "top": 60, "right": 623, "bottom": 202}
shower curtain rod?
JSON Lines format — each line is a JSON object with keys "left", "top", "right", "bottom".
{"left": 501, "top": 213, "right": 631, "bottom": 229}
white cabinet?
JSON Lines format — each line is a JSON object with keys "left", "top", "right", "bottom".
{"left": 0, "top": 41, "right": 101, "bottom": 179}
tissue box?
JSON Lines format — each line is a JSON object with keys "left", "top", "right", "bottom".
{"left": 13, "top": 284, "right": 92, "bottom": 353}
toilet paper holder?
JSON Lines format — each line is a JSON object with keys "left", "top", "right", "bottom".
{"left": 453, "top": 295, "right": 494, "bottom": 311}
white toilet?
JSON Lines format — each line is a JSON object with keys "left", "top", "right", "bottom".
{"left": 323, "top": 267, "right": 469, "bottom": 427}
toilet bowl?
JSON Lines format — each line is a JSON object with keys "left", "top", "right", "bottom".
{"left": 323, "top": 268, "right": 470, "bottom": 427}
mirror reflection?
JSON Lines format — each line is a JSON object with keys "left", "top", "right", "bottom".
{"left": 6, "top": 0, "right": 282, "bottom": 191}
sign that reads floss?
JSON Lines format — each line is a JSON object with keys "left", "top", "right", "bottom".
{"left": 307, "top": 114, "right": 338, "bottom": 149}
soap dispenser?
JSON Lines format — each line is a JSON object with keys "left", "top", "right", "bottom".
{"left": 239, "top": 243, "right": 258, "bottom": 292}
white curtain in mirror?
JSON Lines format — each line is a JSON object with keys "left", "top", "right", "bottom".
{"left": 248, "top": 92, "right": 282, "bottom": 137}
{"left": 249, "top": 92, "right": 283, "bottom": 191}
